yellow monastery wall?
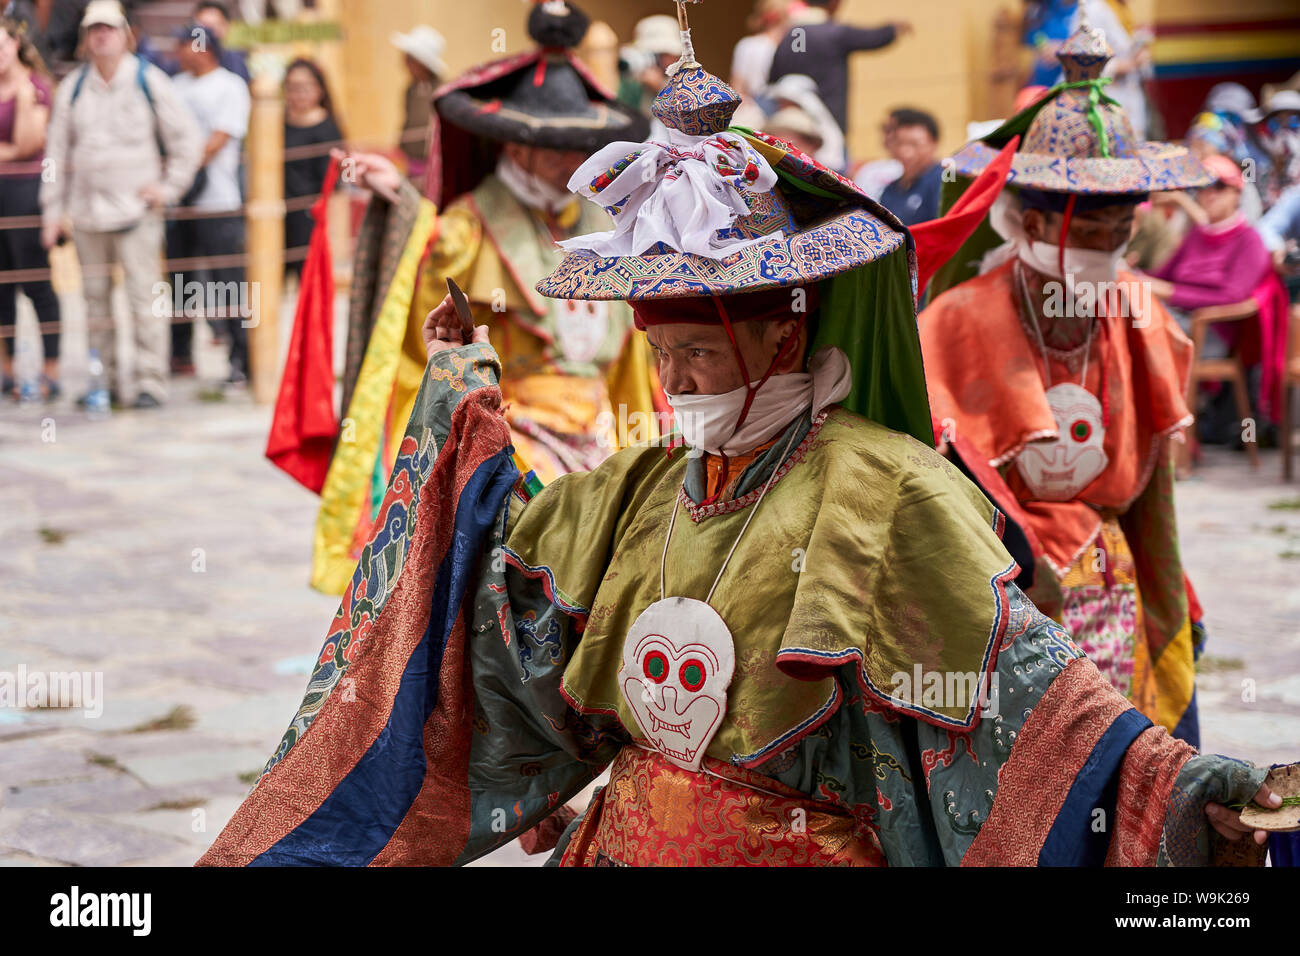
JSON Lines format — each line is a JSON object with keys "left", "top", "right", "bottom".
{"left": 326, "top": 0, "right": 1299, "bottom": 165}
{"left": 333, "top": 0, "right": 1021, "bottom": 160}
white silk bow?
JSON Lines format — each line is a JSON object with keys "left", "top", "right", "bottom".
{"left": 557, "top": 127, "right": 782, "bottom": 260}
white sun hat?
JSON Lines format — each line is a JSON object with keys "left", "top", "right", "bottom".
{"left": 391, "top": 25, "right": 448, "bottom": 80}
{"left": 81, "top": 0, "right": 128, "bottom": 29}
{"left": 632, "top": 14, "right": 684, "bottom": 57}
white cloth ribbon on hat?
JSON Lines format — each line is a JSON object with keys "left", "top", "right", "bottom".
{"left": 557, "top": 127, "right": 782, "bottom": 260}
{"left": 667, "top": 346, "right": 852, "bottom": 456}
{"left": 980, "top": 190, "right": 1030, "bottom": 275}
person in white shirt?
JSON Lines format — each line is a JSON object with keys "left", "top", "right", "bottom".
{"left": 851, "top": 110, "right": 903, "bottom": 202}
{"left": 40, "top": 0, "right": 201, "bottom": 409}
{"left": 728, "top": 0, "right": 792, "bottom": 102}
{"left": 168, "top": 21, "right": 251, "bottom": 385}
{"left": 1071, "top": 0, "right": 1151, "bottom": 139}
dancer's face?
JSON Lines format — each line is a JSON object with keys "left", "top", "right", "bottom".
{"left": 502, "top": 143, "right": 588, "bottom": 193}
{"left": 1023, "top": 203, "right": 1138, "bottom": 252}
{"left": 646, "top": 320, "right": 802, "bottom": 396}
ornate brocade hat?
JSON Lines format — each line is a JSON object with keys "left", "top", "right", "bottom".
{"left": 534, "top": 3, "right": 911, "bottom": 302}
{"left": 951, "top": 19, "right": 1212, "bottom": 196}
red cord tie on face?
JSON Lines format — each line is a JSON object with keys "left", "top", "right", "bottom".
{"left": 700, "top": 295, "right": 807, "bottom": 505}
{"left": 1056, "top": 193, "right": 1111, "bottom": 427}
{"left": 1098, "top": 315, "right": 1111, "bottom": 428}
{"left": 1058, "top": 193, "right": 1078, "bottom": 282}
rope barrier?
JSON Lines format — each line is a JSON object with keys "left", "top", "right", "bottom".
{"left": 0, "top": 138, "right": 365, "bottom": 300}
{"left": 0, "top": 240, "right": 322, "bottom": 338}
{"left": 0, "top": 133, "right": 424, "bottom": 231}
{"left": 0, "top": 195, "right": 316, "bottom": 229}
{"left": 0, "top": 131, "right": 418, "bottom": 343}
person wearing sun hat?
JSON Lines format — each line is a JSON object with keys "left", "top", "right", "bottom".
{"left": 1256, "top": 88, "right": 1300, "bottom": 206}
{"left": 616, "top": 13, "right": 683, "bottom": 117}
{"left": 918, "top": 16, "right": 1215, "bottom": 751}
{"left": 196, "top": 2, "right": 1285, "bottom": 869}
{"left": 306, "top": 0, "right": 656, "bottom": 595}
{"left": 1185, "top": 111, "right": 1265, "bottom": 223}
{"left": 1146, "top": 153, "right": 1284, "bottom": 447}
{"left": 390, "top": 25, "right": 448, "bottom": 185}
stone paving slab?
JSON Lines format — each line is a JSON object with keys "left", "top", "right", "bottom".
{"left": 0, "top": 734, "right": 102, "bottom": 783}
{"left": 0, "top": 808, "right": 186, "bottom": 866}
{"left": 4, "top": 771, "right": 145, "bottom": 811}
{"left": 0, "top": 849, "right": 64, "bottom": 867}
{"left": 106, "top": 799, "right": 245, "bottom": 851}
{"left": 114, "top": 746, "right": 273, "bottom": 789}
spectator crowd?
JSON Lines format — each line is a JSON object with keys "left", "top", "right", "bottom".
{"left": 1, "top": 0, "right": 341, "bottom": 408}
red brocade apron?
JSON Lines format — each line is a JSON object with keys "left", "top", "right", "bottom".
{"left": 559, "top": 746, "right": 886, "bottom": 867}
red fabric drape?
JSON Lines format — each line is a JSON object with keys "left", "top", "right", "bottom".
{"left": 265, "top": 157, "right": 341, "bottom": 494}
{"left": 910, "top": 137, "right": 1020, "bottom": 293}
{"left": 1249, "top": 271, "right": 1290, "bottom": 424}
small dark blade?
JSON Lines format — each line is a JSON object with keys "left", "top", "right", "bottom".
{"left": 445, "top": 277, "right": 475, "bottom": 337}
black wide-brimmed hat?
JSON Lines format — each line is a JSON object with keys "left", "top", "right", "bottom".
{"left": 428, "top": 0, "right": 650, "bottom": 206}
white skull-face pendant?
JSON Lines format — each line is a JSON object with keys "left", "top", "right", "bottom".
{"left": 1016, "top": 382, "right": 1110, "bottom": 501}
{"left": 619, "top": 597, "right": 736, "bottom": 772}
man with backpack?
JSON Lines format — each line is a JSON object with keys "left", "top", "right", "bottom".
{"left": 40, "top": 0, "right": 200, "bottom": 409}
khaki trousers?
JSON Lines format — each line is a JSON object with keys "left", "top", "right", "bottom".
{"left": 74, "top": 212, "right": 167, "bottom": 401}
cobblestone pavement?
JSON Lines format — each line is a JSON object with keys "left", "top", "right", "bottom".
{"left": 1168, "top": 447, "right": 1300, "bottom": 770}
{"left": 1, "top": 315, "right": 1297, "bottom": 865}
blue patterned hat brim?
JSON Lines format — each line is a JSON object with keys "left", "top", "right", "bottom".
{"left": 952, "top": 140, "right": 1214, "bottom": 194}
{"left": 535, "top": 207, "right": 903, "bottom": 301}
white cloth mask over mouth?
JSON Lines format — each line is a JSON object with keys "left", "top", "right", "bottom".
{"left": 665, "top": 344, "right": 852, "bottom": 455}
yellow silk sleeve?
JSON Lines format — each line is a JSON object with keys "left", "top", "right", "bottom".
{"left": 312, "top": 196, "right": 439, "bottom": 594}
{"left": 604, "top": 331, "right": 662, "bottom": 446}
{"left": 389, "top": 202, "right": 485, "bottom": 462}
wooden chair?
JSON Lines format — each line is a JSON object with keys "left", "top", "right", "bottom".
{"left": 1184, "top": 299, "right": 1261, "bottom": 469}
{"left": 1283, "top": 302, "right": 1300, "bottom": 481}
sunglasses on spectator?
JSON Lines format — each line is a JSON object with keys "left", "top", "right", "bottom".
{"left": 1265, "top": 114, "right": 1300, "bottom": 134}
